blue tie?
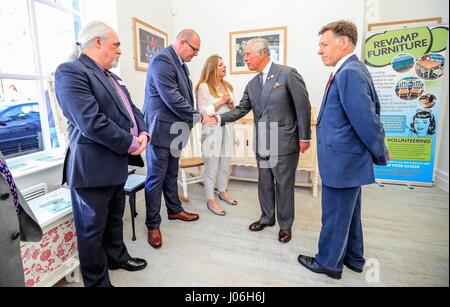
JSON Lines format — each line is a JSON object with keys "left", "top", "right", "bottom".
{"left": 0, "top": 159, "right": 21, "bottom": 215}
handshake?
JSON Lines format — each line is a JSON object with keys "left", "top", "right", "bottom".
{"left": 201, "top": 114, "right": 219, "bottom": 126}
{"left": 200, "top": 92, "right": 234, "bottom": 126}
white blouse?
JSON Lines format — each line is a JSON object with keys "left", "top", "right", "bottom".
{"left": 196, "top": 83, "right": 233, "bottom": 116}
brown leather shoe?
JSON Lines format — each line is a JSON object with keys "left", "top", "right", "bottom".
{"left": 168, "top": 210, "right": 199, "bottom": 222}
{"left": 279, "top": 229, "right": 292, "bottom": 243}
{"left": 148, "top": 229, "right": 162, "bottom": 249}
{"left": 249, "top": 220, "right": 275, "bottom": 232}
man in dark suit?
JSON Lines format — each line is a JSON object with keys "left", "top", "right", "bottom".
{"left": 55, "top": 21, "right": 148, "bottom": 287}
{"left": 298, "top": 20, "right": 389, "bottom": 280}
{"left": 1, "top": 152, "right": 43, "bottom": 287}
{"left": 219, "top": 38, "right": 312, "bottom": 243}
{"left": 143, "top": 29, "right": 216, "bottom": 249}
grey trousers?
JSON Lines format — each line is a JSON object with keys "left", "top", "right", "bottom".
{"left": 257, "top": 151, "right": 299, "bottom": 230}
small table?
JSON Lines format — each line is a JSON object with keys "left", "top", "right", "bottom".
{"left": 124, "top": 174, "right": 146, "bottom": 241}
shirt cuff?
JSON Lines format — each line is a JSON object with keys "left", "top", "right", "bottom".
{"left": 217, "top": 115, "right": 222, "bottom": 126}
{"left": 300, "top": 140, "right": 310, "bottom": 142}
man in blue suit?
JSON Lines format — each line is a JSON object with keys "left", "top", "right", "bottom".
{"left": 55, "top": 21, "right": 148, "bottom": 287}
{"left": 298, "top": 21, "right": 389, "bottom": 279}
{"left": 143, "top": 29, "right": 216, "bottom": 249}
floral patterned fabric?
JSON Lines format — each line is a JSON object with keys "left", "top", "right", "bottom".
{"left": 21, "top": 219, "right": 78, "bottom": 287}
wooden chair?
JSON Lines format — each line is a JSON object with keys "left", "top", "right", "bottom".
{"left": 397, "top": 80, "right": 410, "bottom": 99}
{"left": 398, "top": 88, "right": 409, "bottom": 99}
{"left": 178, "top": 157, "right": 204, "bottom": 202}
{"left": 409, "top": 80, "right": 423, "bottom": 98}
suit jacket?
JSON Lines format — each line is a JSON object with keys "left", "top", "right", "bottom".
{"left": 0, "top": 152, "right": 42, "bottom": 287}
{"left": 55, "top": 54, "right": 147, "bottom": 188}
{"left": 221, "top": 63, "right": 311, "bottom": 157}
{"left": 143, "top": 45, "right": 202, "bottom": 150}
{"left": 317, "top": 55, "right": 388, "bottom": 189}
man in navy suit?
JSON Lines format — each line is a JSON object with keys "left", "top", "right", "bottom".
{"left": 298, "top": 21, "right": 389, "bottom": 279}
{"left": 143, "top": 29, "right": 217, "bottom": 249}
{"left": 55, "top": 21, "right": 148, "bottom": 287}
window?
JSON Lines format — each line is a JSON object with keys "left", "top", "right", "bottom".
{"left": 0, "top": 0, "right": 81, "bottom": 159}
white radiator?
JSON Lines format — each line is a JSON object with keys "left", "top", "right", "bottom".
{"left": 22, "top": 183, "right": 48, "bottom": 202}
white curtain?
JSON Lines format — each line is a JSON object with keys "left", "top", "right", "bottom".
{"left": 46, "top": 75, "right": 68, "bottom": 148}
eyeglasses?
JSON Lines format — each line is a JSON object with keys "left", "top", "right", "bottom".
{"left": 185, "top": 40, "right": 200, "bottom": 53}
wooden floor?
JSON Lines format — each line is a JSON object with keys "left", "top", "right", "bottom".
{"left": 57, "top": 181, "right": 449, "bottom": 287}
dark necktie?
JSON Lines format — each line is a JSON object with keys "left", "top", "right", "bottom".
{"left": 0, "top": 159, "right": 21, "bottom": 215}
{"left": 259, "top": 72, "right": 264, "bottom": 89}
{"left": 182, "top": 63, "right": 193, "bottom": 93}
{"left": 325, "top": 73, "right": 334, "bottom": 92}
{"left": 182, "top": 63, "right": 190, "bottom": 78}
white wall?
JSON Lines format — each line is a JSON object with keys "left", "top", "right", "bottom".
{"left": 81, "top": 0, "right": 118, "bottom": 36}
{"left": 370, "top": 0, "right": 449, "bottom": 191}
{"left": 80, "top": 1, "right": 123, "bottom": 79}
{"left": 28, "top": 0, "right": 449, "bottom": 192}
{"left": 171, "top": 0, "right": 365, "bottom": 110}
{"left": 374, "top": 0, "right": 448, "bottom": 24}
{"left": 115, "top": 0, "right": 173, "bottom": 109}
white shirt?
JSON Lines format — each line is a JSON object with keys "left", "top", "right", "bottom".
{"left": 261, "top": 60, "right": 273, "bottom": 86}
{"left": 332, "top": 52, "right": 355, "bottom": 75}
{"left": 197, "top": 83, "right": 233, "bottom": 116}
{"left": 216, "top": 62, "right": 273, "bottom": 124}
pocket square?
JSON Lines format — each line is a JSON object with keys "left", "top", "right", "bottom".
{"left": 273, "top": 82, "right": 283, "bottom": 88}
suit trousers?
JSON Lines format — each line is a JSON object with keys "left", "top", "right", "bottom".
{"left": 316, "top": 184, "right": 365, "bottom": 272}
{"left": 257, "top": 151, "right": 299, "bottom": 230}
{"left": 145, "top": 145, "right": 184, "bottom": 230}
{"left": 71, "top": 185, "right": 130, "bottom": 287}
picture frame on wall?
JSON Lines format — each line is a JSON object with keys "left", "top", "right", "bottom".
{"left": 229, "top": 26, "right": 287, "bottom": 75}
{"left": 132, "top": 17, "right": 168, "bottom": 72}
{"left": 368, "top": 17, "right": 442, "bottom": 31}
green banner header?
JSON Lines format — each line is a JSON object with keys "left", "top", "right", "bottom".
{"left": 365, "top": 26, "right": 449, "bottom": 67}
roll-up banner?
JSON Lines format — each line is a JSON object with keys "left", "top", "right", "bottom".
{"left": 365, "top": 24, "right": 449, "bottom": 186}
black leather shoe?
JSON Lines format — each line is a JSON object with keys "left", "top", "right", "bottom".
{"left": 278, "top": 229, "right": 292, "bottom": 243}
{"left": 344, "top": 260, "right": 364, "bottom": 273}
{"left": 297, "top": 255, "right": 342, "bottom": 280}
{"left": 249, "top": 220, "right": 275, "bottom": 232}
{"left": 109, "top": 257, "right": 147, "bottom": 272}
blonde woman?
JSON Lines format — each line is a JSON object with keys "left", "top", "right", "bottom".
{"left": 196, "top": 55, "right": 237, "bottom": 216}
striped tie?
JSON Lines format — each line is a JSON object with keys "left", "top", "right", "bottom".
{"left": 259, "top": 72, "right": 264, "bottom": 89}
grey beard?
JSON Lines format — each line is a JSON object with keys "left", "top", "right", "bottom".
{"left": 111, "top": 58, "right": 119, "bottom": 68}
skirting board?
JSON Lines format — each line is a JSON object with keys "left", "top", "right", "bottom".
{"left": 435, "top": 169, "right": 449, "bottom": 193}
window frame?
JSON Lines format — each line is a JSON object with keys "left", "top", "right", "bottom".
{"left": 0, "top": 0, "right": 82, "bottom": 162}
